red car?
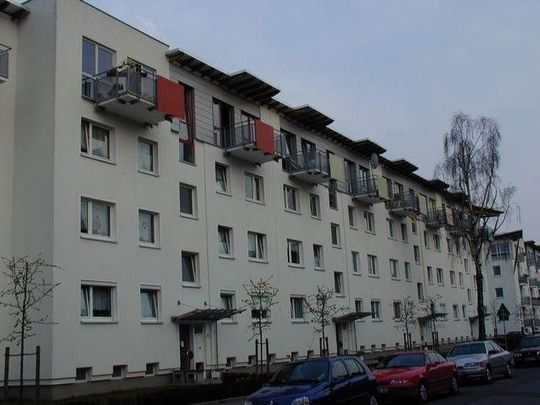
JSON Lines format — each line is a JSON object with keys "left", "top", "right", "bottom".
{"left": 373, "top": 351, "right": 459, "bottom": 402}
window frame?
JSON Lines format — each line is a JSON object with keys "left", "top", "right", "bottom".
{"left": 80, "top": 197, "right": 116, "bottom": 241}
{"left": 364, "top": 211, "right": 375, "bottom": 233}
{"left": 137, "top": 137, "right": 159, "bottom": 176}
{"left": 390, "top": 259, "right": 400, "bottom": 280}
{"left": 217, "top": 225, "right": 234, "bottom": 258}
{"left": 309, "top": 193, "right": 321, "bottom": 219}
{"left": 352, "top": 251, "right": 360, "bottom": 275}
{"left": 387, "top": 219, "right": 396, "bottom": 239}
{"left": 181, "top": 251, "right": 200, "bottom": 287}
{"left": 334, "top": 271, "right": 345, "bottom": 296}
{"left": 367, "top": 254, "right": 379, "bottom": 277}
{"left": 331, "top": 223, "right": 341, "bottom": 248}
{"left": 140, "top": 285, "right": 162, "bottom": 323}
{"left": 138, "top": 209, "right": 160, "bottom": 248}
{"left": 404, "top": 261, "right": 412, "bottom": 281}
{"left": 215, "top": 163, "right": 230, "bottom": 195}
{"left": 287, "top": 239, "right": 304, "bottom": 267}
{"left": 370, "top": 300, "right": 382, "bottom": 321}
{"left": 247, "top": 231, "right": 267, "bottom": 262}
{"left": 244, "top": 172, "right": 265, "bottom": 204}
{"left": 179, "top": 183, "right": 198, "bottom": 218}
{"left": 348, "top": 206, "right": 357, "bottom": 228}
{"left": 80, "top": 281, "right": 118, "bottom": 323}
{"left": 313, "top": 244, "right": 324, "bottom": 271}
{"left": 290, "top": 296, "right": 305, "bottom": 321}
{"left": 283, "top": 185, "right": 300, "bottom": 213}
{"left": 220, "top": 291, "right": 237, "bottom": 323}
{"left": 81, "top": 119, "right": 115, "bottom": 163}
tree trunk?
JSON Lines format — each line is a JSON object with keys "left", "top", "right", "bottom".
{"left": 20, "top": 263, "right": 29, "bottom": 401}
{"left": 475, "top": 261, "right": 486, "bottom": 340}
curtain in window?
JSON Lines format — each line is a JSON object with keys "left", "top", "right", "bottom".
{"left": 218, "top": 228, "right": 230, "bottom": 255}
{"left": 92, "top": 202, "right": 110, "bottom": 236}
{"left": 81, "top": 121, "right": 89, "bottom": 153}
{"left": 92, "top": 126, "right": 109, "bottom": 158}
{"left": 248, "top": 233, "right": 256, "bottom": 258}
{"left": 139, "top": 212, "right": 154, "bottom": 243}
{"left": 257, "top": 235, "right": 265, "bottom": 259}
{"left": 141, "top": 290, "right": 157, "bottom": 318}
{"left": 138, "top": 141, "right": 153, "bottom": 172}
{"left": 80, "top": 286, "right": 90, "bottom": 317}
{"left": 80, "top": 200, "right": 89, "bottom": 234}
{"left": 245, "top": 176, "right": 253, "bottom": 200}
{"left": 92, "top": 287, "right": 112, "bottom": 317}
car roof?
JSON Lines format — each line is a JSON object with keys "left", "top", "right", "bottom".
{"left": 386, "top": 351, "right": 427, "bottom": 355}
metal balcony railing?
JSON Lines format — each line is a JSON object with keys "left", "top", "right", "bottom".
{"left": 387, "top": 191, "right": 420, "bottom": 213}
{"left": 95, "top": 64, "right": 157, "bottom": 105}
{"left": 288, "top": 149, "right": 330, "bottom": 176}
{"left": 348, "top": 176, "right": 378, "bottom": 197}
{"left": 0, "top": 46, "right": 10, "bottom": 80}
{"left": 519, "top": 274, "right": 529, "bottom": 285}
{"left": 522, "top": 296, "right": 532, "bottom": 306}
{"left": 425, "top": 208, "right": 448, "bottom": 227}
{"left": 223, "top": 122, "right": 256, "bottom": 149}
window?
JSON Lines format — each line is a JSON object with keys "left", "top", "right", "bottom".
{"left": 459, "top": 272, "right": 464, "bottom": 287}
{"left": 138, "top": 138, "right": 158, "bottom": 174}
{"left": 140, "top": 287, "right": 160, "bottom": 321}
{"left": 245, "top": 173, "right": 264, "bottom": 203}
{"left": 284, "top": 185, "right": 299, "bottom": 212}
{"left": 453, "top": 305, "right": 459, "bottom": 320}
{"left": 215, "top": 163, "right": 229, "bottom": 194}
{"left": 81, "top": 38, "right": 115, "bottom": 98}
{"left": 334, "top": 272, "right": 344, "bottom": 295}
{"left": 344, "top": 358, "right": 365, "bottom": 376}
{"left": 491, "top": 241, "right": 511, "bottom": 261}
{"left": 449, "top": 270, "right": 456, "bottom": 286}
{"left": 348, "top": 206, "right": 357, "bottom": 227}
{"left": 424, "top": 231, "right": 430, "bottom": 248}
{"left": 218, "top": 226, "right": 233, "bottom": 257}
{"left": 401, "top": 223, "right": 408, "bottom": 242}
{"left": 212, "top": 98, "right": 234, "bottom": 147}
{"left": 417, "top": 283, "right": 424, "bottom": 300}
{"left": 364, "top": 211, "right": 375, "bottom": 233}
{"left": 248, "top": 232, "right": 266, "bottom": 261}
{"left": 447, "top": 238, "right": 453, "bottom": 255}
{"left": 145, "top": 363, "right": 159, "bottom": 376}
{"left": 328, "top": 180, "right": 338, "bottom": 209}
{"left": 387, "top": 219, "right": 396, "bottom": 239}
{"left": 464, "top": 258, "right": 470, "bottom": 274}
{"left": 427, "top": 266, "right": 433, "bottom": 284}
{"left": 179, "top": 183, "right": 197, "bottom": 217}
{"left": 181, "top": 252, "right": 199, "bottom": 286}
{"left": 440, "top": 303, "right": 448, "bottom": 320}
{"left": 393, "top": 301, "right": 402, "bottom": 319}
{"left": 456, "top": 241, "right": 461, "bottom": 256}
{"left": 433, "top": 234, "right": 441, "bottom": 251}
{"left": 81, "top": 120, "right": 112, "bottom": 161}
{"left": 332, "top": 360, "right": 349, "bottom": 379}
{"left": 220, "top": 292, "right": 236, "bottom": 321}
{"left": 355, "top": 299, "right": 364, "bottom": 313}
{"left": 80, "top": 284, "right": 116, "bottom": 321}
{"left": 368, "top": 255, "right": 378, "bottom": 276}
{"left": 495, "top": 288, "right": 504, "bottom": 298}
{"left": 493, "top": 265, "right": 501, "bottom": 276}
{"left": 462, "top": 305, "right": 467, "bottom": 319}
{"left": 178, "top": 84, "right": 195, "bottom": 163}
{"left": 467, "top": 289, "right": 472, "bottom": 303}
{"left": 313, "top": 244, "right": 324, "bottom": 270}
{"left": 287, "top": 239, "right": 304, "bottom": 266}
{"left": 370, "top": 300, "right": 381, "bottom": 320}
{"left": 352, "top": 251, "right": 360, "bottom": 274}
{"left": 436, "top": 268, "right": 444, "bottom": 285}
{"left": 390, "top": 259, "right": 399, "bottom": 279}
{"left": 138, "top": 210, "right": 159, "bottom": 246}
{"left": 80, "top": 198, "right": 115, "bottom": 239}
{"left": 112, "top": 365, "right": 126, "bottom": 379}
{"left": 290, "top": 297, "right": 305, "bottom": 320}
{"left": 414, "top": 245, "right": 421, "bottom": 264}
{"left": 75, "top": 367, "right": 92, "bottom": 382}
{"left": 411, "top": 218, "right": 418, "bottom": 234}
{"left": 331, "top": 223, "right": 341, "bottom": 247}
{"left": 404, "top": 262, "right": 411, "bottom": 281}
{"left": 310, "top": 194, "right": 321, "bottom": 218}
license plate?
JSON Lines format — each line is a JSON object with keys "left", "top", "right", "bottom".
{"left": 378, "top": 387, "right": 389, "bottom": 394}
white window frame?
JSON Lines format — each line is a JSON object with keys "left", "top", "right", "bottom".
{"left": 80, "top": 197, "right": 116, "bottom": 242}
{"left": 181, "top": 251, "right": 200, "bottom": 287}
{"left": 364, "top": 211, "right": 375, "bottom": 233}
{"left": 348, "top": 206, "right": 357, "bottom": 228}
{"left": 220, "top": 291, "right": 237, "bottom": 323}
{"left": 331, "top": 223, "right": 341, "bottom": 248}
{"left": 424, "top": 231, "right": 430, "bottom": 248}
{"left": 138, "top": 209, "right": 160, "bottom": 248}
{"left": 215, "top": 163, "right": 230, "bottom": 195}
{"left": 352, "top": 251, "right": 360, "bottom": 274}
{"left": 247, "top": 231, "right": 267, "bottom": 262}
{"left": 459, "top": 272, "right": 464, "bottom": 288}
{"left": 179, "top": 183, "right": 197, "bottom": 218}
{"left": 404, "top": 261, "right": 412, "bottom": 281}
{"left": 245, "top": 172, "right": 264, "bottom": 203}
{"left": 140, "top": 284, "right": 162, "bottom": 323}
{"left": 393, "top": 301, "right": 402, "bottom": 319}
{"left": 284, "top": 185, "right": 300, "bottom": 213}
{"left": 371, "top": 300, "right": 381, "bottom": 321}
{"left": 368, "top": 254, "right": 379, "bottom": 277}
{"left": 436, "top": 268, "right": 444, "bottom": 285}
{"left": 453, "top": 304, "right": 460, "bottom": 320}
{"left": 287, "top": 239, "right": 304, "bottom": 267}
{"left": 414, "top": 245, "right": 421, "bottom": 264}
{"left": 217, "top": 225, "right": 234, "bottom": 258}
{"left": 81, "top": 119, "right": 115, "bottom": 163}
{"left": 313, "top": 244, "right": 324, "bottom": 270}
{"left": 80, "top": 281, "right": 118, "bottom": 323}
{"left": 137, "top": 137, "right": 158, "bottom": 176}
{"left": 390, "top": 259, "right": 399, "bottom": 279}
{"left": 334, "top": 272, "right": 344, "bottom": 296}
{"left": 290, "top": 296, "right": 305, "bottom": 321}
{"left": 387, "top": 219, "right": 396, "bottom": 239}
{"left": 427, "top": 266, "right": 434, "bottom": 284}
{"left": 309, "top": 193, "right": 321, "bottom": 219}
{"left": 449, "top": 270, "right": 456, "bottom": 287}
{"left": 433, "top": 233, "right": 441, "bottom": 251}
{"left": 401, "top": 223, "right": 408, "bottom": 242}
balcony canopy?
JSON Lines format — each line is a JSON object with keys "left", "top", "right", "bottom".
{"left": 171, "top": 308, "right": 244, "bottom": 324}
{"left": 332, "top": 311, "right": 372, "bottom": 323}
{"left": 0, "top": 0, "right": 29, "bottom": 20}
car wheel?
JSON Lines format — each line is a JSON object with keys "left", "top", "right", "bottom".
{"left": 484, "top": 366, "right": 493, "bottom": 384}
{"left": 449, "top": 375, "right": 460, "bottom": 394}
{"left": 418, "top": 381, "right": 429, "bottom": 402}
{"left": 504, "top": 363, "right": 513, "bottom": 378}
{"left": 368, "top": 394, "right": 379, "bottom": 405}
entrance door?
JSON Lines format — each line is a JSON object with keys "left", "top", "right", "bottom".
{"left": 335, "top": 322, "right": 350, "bottom": 355}
{"left": 193, "top": 324, "right": 205, "bottom": 367}
{"left": 179, "top": 324, "right": 191, "bottom": 370}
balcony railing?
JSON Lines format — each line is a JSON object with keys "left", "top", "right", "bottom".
{"left": 0, "top": 45, "right": 10, "bottom": 82}
{"left": 347, "top": 176, "right": 379, "bottom": 202}
{"left": 288, "top": 149, "right": 330, "bottom": 184}
{"left": 519, "top": 274, "right": 529, "bottom": 285}
{"left": 522, "top": 296, "right": 532, "bottom": 306}
{"left": 387, "top": 191, "right": 420, "bottom": 217}
{"left": 532, "top": 297, "right": 540, "bottom": 307}
{"left": 95, "top": 64, "right": 157, "bottom": 105}
{"left": 425, "top": 208, "right": 448, "bottom": 228}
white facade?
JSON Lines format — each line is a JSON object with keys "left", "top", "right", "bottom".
{"left": 0, "top": 0, "right": 494, "bottom": 397}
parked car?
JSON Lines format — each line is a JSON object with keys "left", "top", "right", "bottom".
{"left": 373, "top": 351, "right": 459, "bottom": 402}
{"left": 244, "top": 356, "right": 378, "bottom": 405}
{"left": 513, "top": 335, "right": 540, "bottom": 367}
{"left": 446, "top": 340, "right": 512, "bottom": 383}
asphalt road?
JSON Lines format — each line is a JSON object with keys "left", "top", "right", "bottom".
{"left": 208, "top": 366, "right": 540, "bottom": 405}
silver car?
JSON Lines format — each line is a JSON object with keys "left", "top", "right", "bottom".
{"left": 446, "top": 340, "right": 512, "bottom": 383}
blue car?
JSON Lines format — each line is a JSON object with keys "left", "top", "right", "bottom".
{"left": 244, "top": 356, "right": 378, "bottom": 405}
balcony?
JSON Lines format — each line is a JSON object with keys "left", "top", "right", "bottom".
{"left": 519, "top": 274, "right": 529, "bottom": 285}
{"left": 223, "top": 121, "right": 281, "bottom": 164}
{"left": 387, "top": 191, "right": 420, "bottom": 217}
{"left": 348, "top": 176, "right": 386, "bottom": 204}
{"left": 425, "top": 208, "right": 448, "bottom": 229}
{"left": 522, "top": 296, "right": 532, "bottom": 306}
{"left": 93, "top": 64, "right": 185, "bottom": 125}
{"left": 533, "top": 298, "right": 540, "bottom": 307}
{"left": 288, "top": 149, "right": 330, "bottom": 184}
{"left": 0, "top": 45, "right": 9, "bottom": 83}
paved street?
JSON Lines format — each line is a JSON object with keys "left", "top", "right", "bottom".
{"left": 209, "top": 366, "right": 540, "bottom": 405}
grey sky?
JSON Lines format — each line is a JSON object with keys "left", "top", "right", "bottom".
{"left": 86, "top": 0, "right": 540, "bottom": 241}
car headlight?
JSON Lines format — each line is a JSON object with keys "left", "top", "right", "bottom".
{"left": 291, "top": 396, "right": 310, "bottom": 405}
{"left": 390, "top": 379, "right": 409, "bottom": 384}
{"left": 464, "top": 362, "right": 482, "bottom": 368}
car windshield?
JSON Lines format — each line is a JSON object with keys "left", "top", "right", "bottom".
{"left": 376, "top": 353, "right": 425, "bottom": 368}
{"left": 449, "top": 343, "right": 486, "bottom": 356}
{"left": 519, "top": 337, "right": 540, "bottom": 348}
{"left": 270, "top": 360, "right": 329, "bottom": 385}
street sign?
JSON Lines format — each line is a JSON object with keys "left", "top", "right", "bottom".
{"left": 497, "top": 303, "right": 510, "bottom": 322}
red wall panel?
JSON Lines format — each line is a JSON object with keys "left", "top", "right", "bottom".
{"left": 255, "top": 120, "right": 275, "bottom": 155}
{"left": 156, "top": 76, "right": 185, "bottom": 119}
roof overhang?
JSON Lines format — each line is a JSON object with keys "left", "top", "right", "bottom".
{"left": 417, "top": 312, "right": 447, "bottom": 322}
{"left": 495, "top": 230, "right": 523, "bottom": 241}
{"left": 333, "top": 311, "right": 372, "bottom": 323}
{"left": 0, "top": 0, "right": 29, "bottom": 20}
{"left": 171, "top": 308, "right": 244, "bottom": 323}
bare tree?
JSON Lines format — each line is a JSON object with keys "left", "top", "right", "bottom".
{"left": 418, "top": 295, "right": 445, "bottom": 348}
{"left": 242, "top": 277, "right": 279, "bottom": 372}
{"left": 0, "top": 256, "right": 59, "bottom": 399}
{"left": 304, "top": 285, "right": 346, "bottom": 356}
{"left": 436, "top": 112, "right": 515, "bottom": 340}
{"left": 393, "top": 296, "right": 417, "bottom": 350}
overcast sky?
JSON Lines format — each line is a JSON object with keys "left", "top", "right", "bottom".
{"left": 86, "top": 0, "right": 540, "bottom": 241}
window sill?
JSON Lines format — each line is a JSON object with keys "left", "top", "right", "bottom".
{"left": 180, "top": 213, "right": 198, "bottom": 220}
{"left": 291, "top": 319, "right": 308, "bottom": 324}
{"left": 245, "top": 198, "right": 265, "bottom": 206}
{"left": 141, "top": 320, "right": 163, "bottom": 325}
{"left": 371, "top": 319, "right": 383, "bottom": 323}
{"left": 335, "top": 294, "right": 346, "bottom": 298}
{"left": 218, "top": 255, "right": 235, "bottom": 260}
{"left": 349, "top": 226, "right": 358, "bottom": 230}
{"left": 216, "top": 190, "right": 232, "bottom": 197}
{"left": 81, "top": 153, "right": 116, "bottom": 166}
{"left": 365, "top": 231, "right": 376, "bottom": 236}
{"left": 80, "top": 234, "right": 117, "bottom": 244}
{"left": 248, "top": 258, "right": 268, "bottom": 264}
{"left": 139, "top": 242, "right": 161, "bottom": 250}
{"left": 402, "top": 240, "right": 409, "bottom": 244}
{"left": 391, "top": 277, "right": 401, "bottom": 281}
{"left": 405, "top": 279, "right": 412, "bottom": 283}
{"left": 332, "top": 245, "right": 342, "bottom": 249}
{"left": 182, "top": 282, "right": 201, "bottom": 289}
{"left": 368, "top": 274, "right": 380, "bottom": 279}
{"left": 314, "top": 267, "right": 325, "bottom": 272}
{"left": 352, "top": 272, "right": 361, "bottom": 276}
{"left": 138, "top": 169, "right": 159, "bottom": 177}
{"left": 81, "top": 319, "right": 118, "bottom": 324}
{"left": 311, "top": 215, "right": 322, "bottom": 221}
{"left": 388, "top": 237, "right": 397, "bottom": 241}
{"left": 288, "top": 264, "right": 305, "bottom": 269}
{"left": 284, "top": 208, "right": 301, "bottom": 215}
{"left": 179, "top": 159, "right": 197, "bottom": 167}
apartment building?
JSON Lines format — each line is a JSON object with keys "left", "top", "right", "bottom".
{"left": 0, "top": 0, "right": 493, "bottom": 398}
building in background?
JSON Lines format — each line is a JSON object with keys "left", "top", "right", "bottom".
{"left": 0, "top": 0, "right": 500, "bottom": 399}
